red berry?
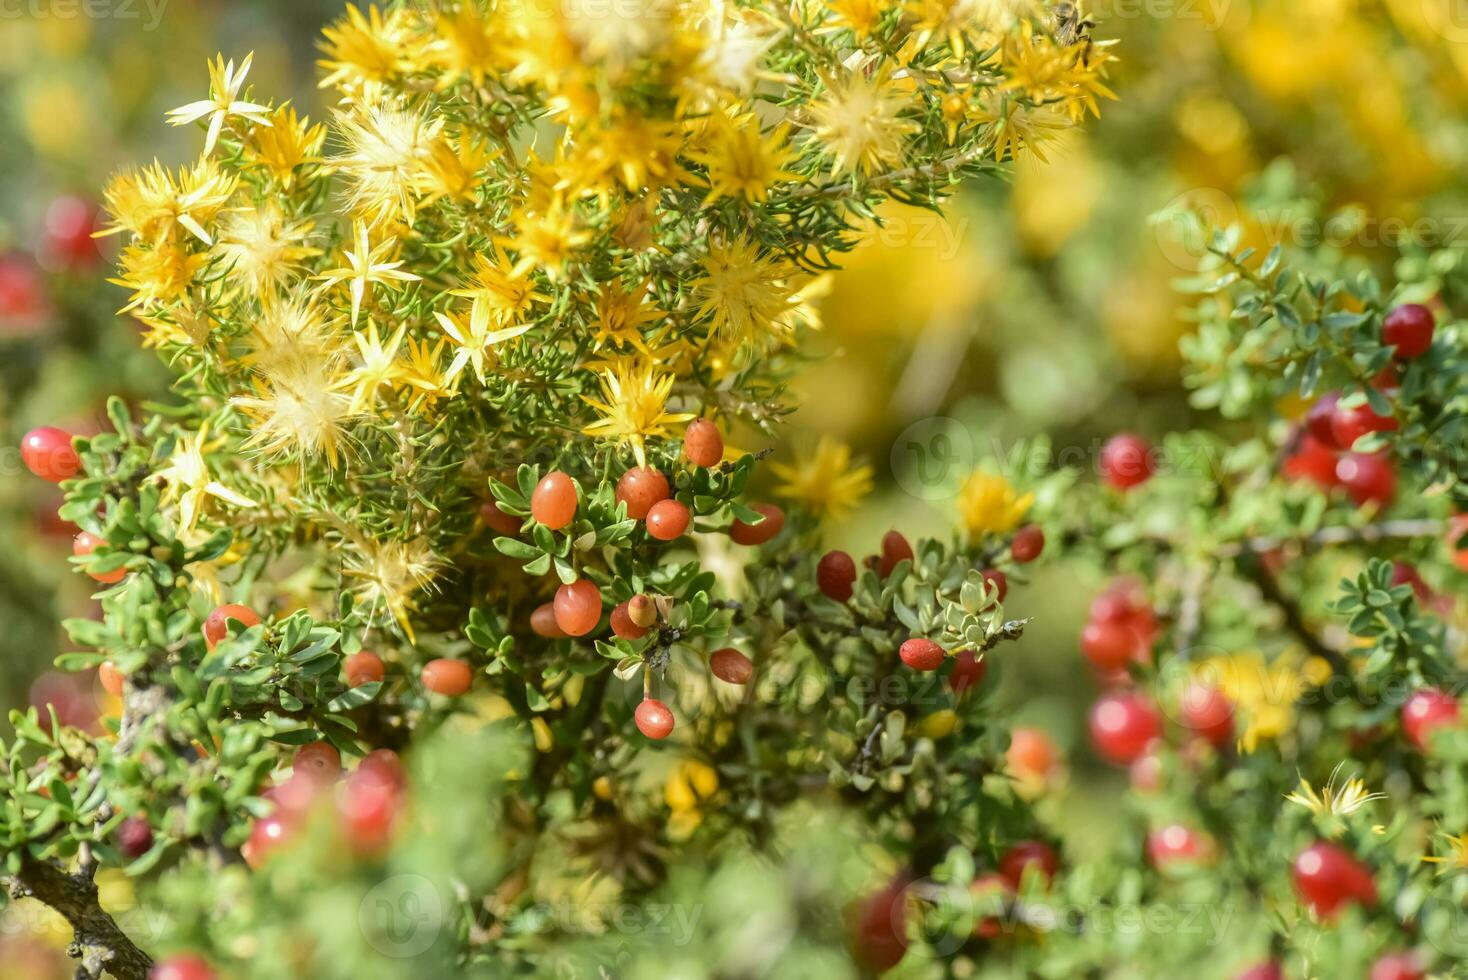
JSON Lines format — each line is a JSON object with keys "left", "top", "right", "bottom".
{"left": 1234, "top": 962, "right": 1283, "bottom": 980}
{"left": 553, "top": 579, "right": 602, "bottom": 636}
{"left": 149, "top": 954, "right": 217, "bottom": 980}
{"left": 1100, "top": 433, "right": 1155, "bottom": 490}
{"left": 1010, "top": 525, "right": 1045, "bottom": 563}
{"left": 1402, "top": 687, "right": 1460, "bottom": 751}
{"left": 635, "top": 698, "right": 675, "bottom": 739}
{"left": 615, "top": 467, "right": 670, "bottom": 520}
{"left": 21, "top": 426, "right": 80, "bottom": 482}
{"left": 530, "top": 602, "right": 567, "bottom": 638}
{"left": 479, "top": 498, "right": 522, "bottom": 536}
{"left": 1391, "top": 561, "right": 1432, "bottom": 602}
{"left": 1080, "top": 620, "right": 1136, "bottom": 673}
{"left": 949, "top": 651, "right": 988, "bottom": 696}
{"left": 116, "top": 816, "right": 153, "bottom": 859}
{"left": 970, "top": 872, "right": 1013, "bottom": 940}
{"left": 683, "top": 418, "right": 724, "bottom": 467}
{"left": 850, "top": 875, "right": 910, "bottom": 973}
{"left": 980, "top": 568, "right": 1008, "bottom": 604}
{"left": 899, "top": 638, "right": 945, "bottom": 672}
{"left": 1382, "top": 303, "right": 1435, "bottom": 359}
{"left": 817, "top": 550, "right": 857, "bottom": 602}
{"left": 1179, "top": 683, "right": 1234, "bottom": 748}
{"left": 43, "top": 195, "right": 102, "bottom": 268}
{"left": 73, "top": 530, "right": 126, "bottom": 584}
{"left": 344, "top": 651, "right": 385, "bottom": 688}
{"left": 1305, "top": 393, "right": 1342, "bottom": 447}
{"left": 1292, "top": 841, "right": 1377, "bottom": 919}
{"left": 1129, "top": 752, "right": 1162, "bottom": 793}
{"left": 243, "top": 814, "right": 292, "bottom": 868}
{"left": 1088, "top": 692, "right": 1161, "bottom": 765}
{"left": 1283, "top": 433, "right": 1341, "bottom": 489}
{"left": 1330, "top": 397, "right": 1397, "bottom": 450}
{"left": 339, "top": 765, "right": 402, "bottom": 854}
{"left": 358, "top": 749, "right": 405, "bottom": 790}
{"left": 878, "top": 530, "right": 914, "bottom": 577}
{"left": 293, "top": 742, "right": 342, "bottom": 781}
{"left": 646, "top": 498, "right": 690, "bottom": 541}
{"left": 203, "top": 604, "right": 261, "bottom": 649}
{"left": 729, "top": 503, "right": 784, "bottom": 546}
{"left": 610, "top": 601, "right": 649, "bottom": 640}
{"left": 1146, "top": 824, "right": 1212, "bottom": 868}
{"left": 99, "top": 661, "right": 125, "bottom": 698}
{"left": 1370, "top": 952, "right": 1425, "bottom": 980}
{"left": 530, "top": 471, "right": 578, "bottom": 530}
{"left": 998, "top": 840, "right": 1058, "bottom": 890}
{"left": 420, "top": 658, "right": 473, "bottom": 696}
{"left": 1006, "top": 727, "right": 1057, "bottom": 783}
{"left": 709, "top": 647, "right": 753, "bottom": 684}
{"left": 1336, "top": 453, "right": 1396, "bottom": 507}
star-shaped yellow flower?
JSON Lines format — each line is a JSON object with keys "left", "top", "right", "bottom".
{"left": 152, "top": 422, "right": 258, "bottom": 533}
{"left": 167, "top": 52, "right": 273, "bottom": 156}
{"left": 314, "top": 221, "right": 420, "bottom": 326}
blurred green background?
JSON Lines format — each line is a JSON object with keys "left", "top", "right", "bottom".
{"left": 0, "top": 1, "right": 1465, "bottom": 970}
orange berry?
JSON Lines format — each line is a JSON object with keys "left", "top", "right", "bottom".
{"left": 421, "top": 658, "right": 473, "bottom": 696}
{"left": 73, "top": 531, "right": 125, "bottom": 584}
{"left": 530, "top": 602, "right": 567, "bottom": 638}
{"left": 98, "top": 662, "right": 125, "bottom": 698}
{"left": 899, "top": 638, "right": 945, "bottom": 671}
{"left": 1006, "top": 727, "right": 1058, "bottom": 782}
{"left": 683, "top": 419, "right": 723, "bottom": 467}
{"left": 709, "top": 648, "right": 753, "bottom": 684}
{"left": 479, "top": 499, "right": 522, "bottom": 536}
{"left": 635, "top": 698, "right": 675, "bottom": 739}
{"left": 203, "top": 604, "right": 261, "bottom": 649}
{"left": 729, "top": 503, "right": 784, "bottom": 546}
{"left": 611, "top": 602, "right": 649, "bottom": 640}
{"left": 553, "top": 579, "right": 602, "bottom": 637}
{"left": 531, "top": 471, "right": 578, "bottom": 530}
{"left": 646, "top": 499, "right": 690, "bottom": 541}
{"left": 616, "top": 467, "right": 670, "bottom": 520}
{"left": 627, "top": 594, "right": 658, "bottom": 628}
{"left": 344, "top": 651, "right": 385, "bottom": 688}
{"left": 293, "top": 742, "right": 342, "bottom": 782}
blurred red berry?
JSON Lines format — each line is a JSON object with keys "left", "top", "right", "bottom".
{"left": 149, "top": 954, "right": 217, "bottom": 980}
{"left": 1292, "top": 841, "right": 1376, "bottom": 919}
{"left": 878, "top": 530, "right": 914, "bottom": 577}
{"left": 729, "top": 504, "right": 784, "bottom": 546}
{"left": 1100, "top": 433, "right": 1155, "bottom": 489}
{"left": 1010, "top": 525, "right": 1044, "bottom": 563}
{"left": 1382, "top": 303, "right": 1434, "bottom": 359}
{"left": 21, "top": 427, "right": 80, "bottom": 482}
{"left": 949, "top": 651, "right": 988, "bottom": 696}
{"left": 344, "top": 651, "right": 385, "bottom": 688}
{"left": 1330, "top": 397, "right": 1397, "bottom": 450}
{"left": 1088, "top": 692, "right": 1161, "bottom": 764}
{"left": 709, "top": 647, "right": 753, "bottom": 684}
{"left": 116, "top": 816, "right": 154, "bottom": 859}
{"left": 293, "top": 742, "right": 342, "bottom": 782}
{"left": 998, "top": 840, "right": 1058, "bottom": 890}
{"left": 1336, "top": 453, "right": 1396, "bottom": 507}
{"left": 1402, "top": 687, "right": 1460, "bottom": 751}
{"left": 899, "top": 638, "right": 945, "bottom": 672}
{"left": 203, "top": 604, "right": 261, "bottom": 649}
{"left": 817, "top": 550, "right": 857, "bottom": 602}
{"left": 420, "top": 659, "right": 473, "bottom": 696}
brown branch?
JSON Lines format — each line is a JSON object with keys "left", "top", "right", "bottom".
{"left": 1218, "top": 518, "right": 1446, "bottom": 559}
{"left": 5, "top": 853, "right": 153, "bottom": 980}
{"left": 1235, "top": 555, "right": 1351, "bottom": 676}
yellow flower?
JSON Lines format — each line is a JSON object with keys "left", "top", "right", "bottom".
{"left": 822, "top": 0, "right": 894, "bottom": 38}
{"left": 664, "top": 759, "right": 719, "bottom": 841}
{"left": 1286, "top": 764, "right": 1385, "bottom": 818}
{"left": 313, "top": 220, "right": 421, "bottom": 326}
{"left": 419, "top": 134, "right": 497, "bottom": 207}
{"left": 499, "top": 196, "right": 591, "bottom": 280}
{"left": 451, "top": 247, "right": 548, "bottom": 324}
{"left": 342, "top": 536, "right": 441, "bottom": 641}
{"left": 246, "top": 105, "right": 326, "bottom": 189}
{"left": 956, "top": 470, "right": 1033, "bottom": 537}
{"left": 214, "top": 204, "right": 320, "bottom": 296}
{"left": 770, "top": 436, "right": 874, "bottom": 521}
{"left": 98, "top": 158, "right": 238, "bottom": 245}
{"left": 242, "top": 293, "right": 344, "bottom": 380}
{"left": 232, "top": 358, "right": 356, "bottom": 466}
{"left": 805, "top": 67, "right": 919, "bottom": 177}
{"left": 433, "top": 296, "right": 533, "bottom": 387}
{"left": 688, "top": 114, "right": 798, "bottom": 204}
{"left": 581, "top": 361, "right": 695, "bottom": 467}
{"left": 571, "top": 113, "right": 688, "bottom": 196}
{"left": 338, "top": 320, "right": 410, "bottom": 413}
{"left": 317, "top": 3, "right": 413, "bottom": 93}
{"left": 1422, "top": 832, "right": 1468, "bottom": 874}
{"left": 109, "top": 242, "right": 206, "bottom": 313}
{"left": 151, "top": 422, "right": 258, "bottom": 533}
{"left": 1192, "top": 651, "right": 1318, "bottom": 753}
{"left": 334, "top": 104, "right": 441, "bottom": 228}
{"left": 166, "top": 51, "right": 273, "bottom": 156}
{"left": 691, "top": 237, "right": 800, "bottom": 347}
{"left": 427, "top": 3, "right": 512, "bottom": 87}
{"left": 590, "top": 280, "right": 661, "bottom": 353}
{"left": 399, "top": 337, "right": 453, "bottom": 415}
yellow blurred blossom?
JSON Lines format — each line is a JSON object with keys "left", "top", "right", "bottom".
{"left": 770, "top": 436, "right": 874, "bottom": 521}
{"left": 956, "top": 471, "right": 1033, "bottom": 537}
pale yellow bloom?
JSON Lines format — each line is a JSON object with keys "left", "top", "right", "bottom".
{"left": 313, "top": 221, "right": 421, "bottom": 326}
{"left": 1286, "top": 764, "right": 1385, "bottom": 818}
{"left": 167, "top": 52, "right": 272, "bottom": 155}
{"left": 433, "top": 296, "right": 532, "bottom": 387}
{"left": 151, "top": 422, "right": 258, "bottom": 533}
